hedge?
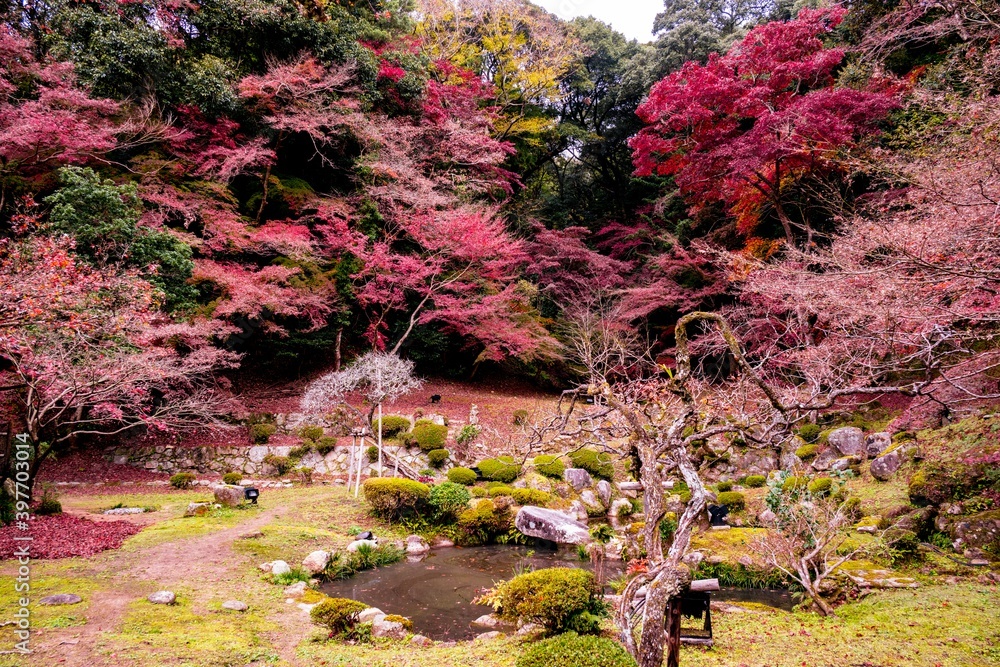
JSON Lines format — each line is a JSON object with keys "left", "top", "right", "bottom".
{"left": 516, "top": 633, "right": 637, "bottom": 667}
{"left": 362, "top": 478, "right": 430, "bottom": 520}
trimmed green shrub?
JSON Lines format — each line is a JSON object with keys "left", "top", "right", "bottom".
{"left": 744, "top": 475, "right": 766, "bottom": 488}
{"left": 362, "top": 478, "right": 430, "bottom": 520}
{"left": 797, "top": 424, "right": 822, "bottom": 444}
{"left": 310, "top": 597, "right": 367, "bottom": 635}
{"left": 249, "top": 423, "right": 276, "bottom": 444}
{"left": 534, "top": 454, "right": 566, "bottom": 479}
{"left": 316, "top": 436, "right": 338, "bottom": 455}
{"left": 568, "top": 448, "right": 614, "bottom": 480}
{"left": 512, "top": 409, "right": 530, "bottom": 426}
{"left": 716, "top": 491, "right": 746, "bottom": 511}
{"left": 490, "top": 568, "right": 603, "bottom": 633}
{"left": 263, "top": 454, "right": 293, "bottom": 475}
{"left": 469, "top": 485, "right": 490, "bottom": 498}
{"left": 715, "top": 481, "right": 733, "bottom": 492}
{"left": 429, "top": 481, "right": 471, "bottom": 518}
{"left": 511, "top": 488, "right": 552, "bottom": 506}
{"left": 457, "top": 424, "right": 481, "bottom": 445}
{"left": 808, "top": 477, "right": 834, "bottom": 497}
{"left": 427, "top": 448, "right": 450, "bottom": 468}
{"left": 372, "top": 415, "right": 411, "bottom": 438}
{"left": 412, "top": 422, "right": 449, "bottom": 452}
{"left": 516, "top": 632, "right": 637, "bottom": 667}
{"left": 447, "top": 466, "right": 478, "bottom": 485}
{"left": 299, "top": 424, "right": 325, "bottom": 441}
{"left": 289, "top": 442, "right": 312, "bottom": 459}
{"left": 782, "top": 476, "right": 809, "bottom": 492}
{"left": 457, "top": 499, "right": 513, "bottom": 545}
{"left": 795, "top": 444, "right": 820, "bottom": 461}
{"left": 489, "top": 485, "right": 516, "bottom": 498}
{"left": 366, "top": 445, "right": 379, "bottom": 462}
{"left": 478, "top": 457, "right": 522, "bottom": 483}
{"left": 222, "top": 472, "right": 242, "bottom": 485}
{"left": 169, "top": 472, "right": 196, "bottom": 489}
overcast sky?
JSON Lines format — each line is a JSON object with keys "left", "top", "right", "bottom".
{"left": 533, "top": 0, "right": 663, "bottom": 42}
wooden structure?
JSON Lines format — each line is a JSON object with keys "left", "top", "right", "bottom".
{"left": 665, "top": 578, "right": 719, "bottom": 667}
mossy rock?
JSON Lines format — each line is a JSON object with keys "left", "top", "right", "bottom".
{"left": 795, "top": 444, "right": 820, "bottom": 461}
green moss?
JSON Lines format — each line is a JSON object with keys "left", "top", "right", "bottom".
{"left": 797, "top": 424, "right": 822, "bottom": 444}
{"left": 795, "top": 444, "right": 820, "bottom": 461}
{"left": 372, "top": 415, "right": 412, "bottom": 438}
{"left": 427, "top": 448, "right": 449, "bottom": 468}
{"left": 478, "top": 457, "right": 522, "bottom": 483}
{"left": 716, "top": 491, "right": 746, "bottom": 511}
{"left": 534, "top": 454, "right": 566, "bottom": 479}
{"left": 517, "top": 632, "right": 637, "bottom": 667}
{"left": 568, "top": 448, "right": 614, "bottom": 480}
{"left": 744, "top": 475, "right": 767, "bottom": 488}
{"left": 808, "top": 477, "right": 834, "bottom": 497}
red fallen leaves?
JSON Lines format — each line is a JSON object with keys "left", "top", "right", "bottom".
{"left": 37, "top": 450, "right": 168, "bottom": 485}
{"left": 0, "top": 514, "right": 141, "bottom": 559}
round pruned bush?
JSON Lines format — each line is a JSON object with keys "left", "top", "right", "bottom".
{"left": 568, "top": 448, "right": 614, "bottom": 480}
{"left": 744, "top": 474, "right": 767, "bottom": 488}
{"left": 447, "top": 466, "right": 478, "bottom": 485}
{"left": 488, "top": 485, "right": 516, "bottom": 498}
{"left": 372, "top": 415, "right": 411, "bottom": 439}
{"left": 478, "top": 457, "right": 522, "bottom": 483}
{"left": 533, "top": 454, "right": 565, "bottom": 479}
{"left": 310, "top": 597, "right": 367, "bottom": 635}
{"left": 315, "top": 436, "right": 338, "bottom": 455}
{"left": 429, "top": 481, "right": 471, "bottom": 518}
{"left": 715, "top": 481, "right": 733, "bottom": 492}
{"left": 366, "top": 445, "right": 379, "bottom": 462}
{"left": 808, "top": 477, "right": 834, "bottom": 497}
{"left": 489, "top": 567, "right": 603, "bottom": 633}
{"left": 362, "top": 478, "right": 430, "bottom": 521}
{"left": 427, "top": 448, "right": 450, "bottom": 468}
{"left": 169, "top": 472, "right": 196, "bottom": 489}
{"left": 249, "top": 423, "right": 276, "bottom": 444}
{"left": 797, "top": 424, "right": 822, "bottom": 444}
{"left": 299, "top": 424, "right": 325, "bottom": 441}
{"left": 716, "top": 491, "right": 746, "bottom": 511}
{"left": 511, "top": 488, "right": 551, "bottom": 506}
{"left": 412, "top": 421, "right": 449, "bottom": 452}
{"left": 512, "top": 409, "right": 530, "bottom": 426}
{"left": 795, "top": 443, "right": 820, "bottom": 461}
{"left": 222, "top": 472, "right": 243, "bottom": 485}
{"left": 782, "top": 475, "right": 809, "bottom": 492}
{"left": 516, "top": 633, "right": 637, "bottom": 667}
{"left": 469, "top": 485, "right": 489, "bottom": 497}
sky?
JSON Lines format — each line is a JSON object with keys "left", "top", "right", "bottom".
{"left": 533, "top": 0, "right": 663, "bottom": 42}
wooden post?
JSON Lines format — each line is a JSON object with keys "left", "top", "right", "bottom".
{"left": 666, "top": 597, "right": 682, "bottom": 667}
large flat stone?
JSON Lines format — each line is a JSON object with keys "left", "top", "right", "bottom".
{"left": 515, "top": 506, "right": 592, "bottom": 544}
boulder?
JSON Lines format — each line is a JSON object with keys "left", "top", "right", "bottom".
{"left": 429, "top": 536, "right": 455, "bottom": 549}
{"left": 471, "top": 613, "right": 503, "bottom": 630}
{"left": 39, "top": 594, "right": 82, "bottom": 606}
{"left": 865, "top": 432, "right": 892, "bottom": 458}
{"left": 475, "top": 631, "right": 502, "bottom": 641}
{"left": 405, "top": 535, "right": 430, "bottom": 556}
{"left": 609, "top": 498, "right": 634, "bottom": 523}
{"left": 222, "top": 600, "right": 248, "bottom": 612}
{"left": 568, "top": 500, "right": 589, "bottom": 523}
{"left": 302, "top": 550, "right": 331, "bottom": 575}
{"left": 148, "top": 591, "right": 176, "bottom": 605}
{"left": 184, "top": 502, "right": 211, "bottom": 517}
{"left": 213, "top": 484, "right": 244, "bottom": 508}
{"left": 827, "top": 427, "right": 866, "bottom": 456}
{"left": 870, "top": 449, "right": 903, "bottom": 481}
{"left": 358, "top": 607, "right": 386, "bottom": 623}
{"left": 943, "top": 511, "right": 1000, "bottom": 551}
{"left": 810, "top": 448, "right": 840, "bottom": 471}
{"left": 564, "top": 468, "right": 593, "bottom": 491}
{"left": 780, "top": 450, "right": 803, "bottom": 471}
{"left": 411, "top": 634, "right": 434, "bottom": 647}
{"left": 283, "top": 581, "right": 308, "bottom": 598}
{"left": 270, "top": 560, "right": 291, "bottom": 576}
{"left": 372, "top": 618, "right": 406, "bottom": 640}
{"left": 515, "top": 506, "right": 592, "bottom": 545}
{"left": 516, "top": 623, "right": 545, "bottom": 638}
{"left": 596, "top": 480, "right": 613, "bottom": 507}
{"left": 346, "top": 539, "right": 378, "bottom": 552}
{"left": 831, "top": 456, "right": 861, "bottom": 472}
{"left": 580, "top": 489, "right": 601, "bottom": 509}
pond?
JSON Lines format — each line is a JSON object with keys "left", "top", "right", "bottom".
{"left": 321, "top": 545, "right": 792, "bottom": 640}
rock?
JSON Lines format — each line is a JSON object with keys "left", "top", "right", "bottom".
{"left": 564, "top": 468, "right": 593, "bottom": 491}
{"left": 39, "top": 594, "right": 82, "bottom": 606}
{"left": 270, "top": 560, "right": 291, "bottom": 576}
{"left": 568, "top": 500, "right": 589, "bottom": 523}
{"left": 372, "top": 618, "right": 406, "bottom": 640}
{"left": 865, "top": 432, "right": 892, "bottom": 458}
{"left": 609, "top": 498, "right": 633, "bottom": 523}
{"left": 429, "top": 536, "right": 455, "bottom": 549}
{"left": 596, "top": 480, "right": 613, "bottom": 507}
{"left": 475, "top": 631, "right": 502, "bottom": 641}
{"left": 301, "top": 550, "right": 331, "bottom": 575}
{"left": 515, "top": 506, "right": 592, "bottom": 544}
{"left": 758, "top": 509, "right": 777, "bottom": 525}
{"left": 358, "top": 607, "right": 386, "bottom": 623}
{"left": 682, "top": 551, "right": 704, "bottom": 568}
{"left": 347, "top": 539, "right": 379, "bottom": 552}
{"left": 411, "top": 634, "right": 433, "bottom": 647}
{"left": 870, "top": 449, "right": 903, "bottom": 481}
{"left": 516, "top": 623, "right": 545, "bottom": 638}
{"left": 471, "top": 613, "right": 503, "bottom": 630}
{"left": 810, "top": 448, "right": 840, "bottom": 471}
{"left": 258, "top": 562, "right": 273, "bottom": 572}
{"left": 827, "top": 427, "right": 866, "bottom": 456}
{"left": 831, "top": 456, "right": 861, "bottom": 472}
{"left": 283, "top": 581, "right": 308, "bottom": 598}
{"left": 944, "top": 512, "right": 1000, "bottom": 552}
{"left": 405, "top": 535, "right": 430, "bottom": 555}
{"left": 665, "top": 495, "right": 685, "bottom": 516}
{"left": 893, "top": 506, "right": 935, "bottom": 534}
{"left": 580, "top": 489, "right": 601, "bottom": 508}
{"left": 103, "top": 507, "right": 145, "bottom": 515}
{"left": 222, "top": 600, "right": 248, "bottom": 612}
{"left": 213, "top": 484, "right": 244, "bottom": 508}
{"left": 184, "top": 502, "right": 211, "bottom": 517}
{"left": 148, "top": 591, "right": 176, "bottom": 605}
{"left": 240, "top": 531, "right": 265, "bottom": 540}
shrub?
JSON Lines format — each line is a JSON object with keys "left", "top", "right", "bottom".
{"left": 316, "top": 436, "right": 338, "bottom": 455}
{"left": 568, "top": 448, "right": 614, "bottom": 480}
{"left": 457, "top": 499, "right": 513, "bottom": 545}
{"left": 299, "top": 424, "right": 325, "bottom": 441}
{"left": 892, "top": 431, "right": 916, "bottom": 443}
{"left": 263, "top": 454, "right": 293, "bottom": 475}
{"left": 427, "top": 448, "right": 450, "bottom": 468}
{"left": 795, "top": 444, "right": 820, "bottom": 461}
{"left": 169, "top": 472, "right": 196, "bottom": 489}
{"left": 715, "top": 481, "right": 733, "bottom": 492}
{"left": 489, "top": 568, "right": 603, "bottom": 633}
{"left": 534, "top": 454, "right": 565, "bottom": 479}
{"left": 366, "top": 445, "right": 379, "bottom": 462}
{"left": 797, "top": 424, "right": 822, "bottom": 444}
{"left": 372, "top": 415, "right": 411, "bottom": 438}
{"left": 469, "top": 485, "right": 490, "bottom": 498}
{"left": 511, "top": 488, "right": 552, "bottom": 506}
{"left": 781, "top": 476, "right": 809, "bottom": 492}
{"left": 429, "top": 481, "right": 471, "bottom": 518}
{"left": 250, "top": 423, "right": 276, "bottom": 444}
{"left": 512, "top": 409, "right": 530, "bottom": 426}
{"left": 516, "top": 632, "right": 637, "bottom": 667}
{"left": 296, "top": 466, "right": 314, "bottom": 485}
{"left": 35, "top": 494, "right": 62, "bottom": 516}
{"left": 478, "top": 457, "right": 522, "bottom": 483}
{"left": 716, "top": 491, "right": 746, "bottom": 511}
{"left": 327, "top": 543, "right": 406, "bottom": 580}
{"left": 808, "top": 477, "right": 834, "bottom": 497}
{"left": 489, "top": 485, "right": 516, "bottom": 498}
{"left": 289, "top": 442, "right": 312, "bottom": 459}
{"left": 310, "top": 597, "right": 367, "bottom": 635}
{"left": 412, "top": 422, "right": 449, "bottom": 452}
{"left": 363, "top": 478, "right": 430, "bottom": 520}
{"left": 222, "top": 472, "right": 243, "bottom": 485}
{"left": 744, "top": 475, "right": 766, "bottom": 488}
{"left": 273, "top": 566, "right": 312, "bottom": 586}
{"left": 447, "top": 466, "right": 478, "bottom": 485}
{"left": 659, "top": 513, "right": 678, "bottom": 542}
{"left": 457, "top": 424, "right": 482, "bottom": 445}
